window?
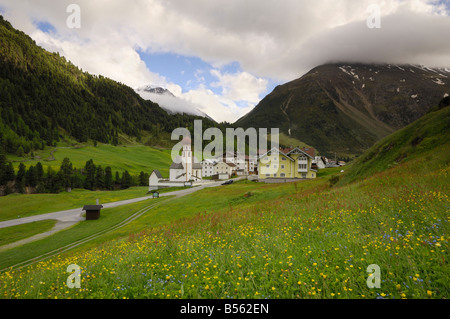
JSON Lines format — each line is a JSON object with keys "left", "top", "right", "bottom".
{"left": 265, "top": 174, "right": 270, "bottom": 177}
{"left": 282, "top": 157, "right": 286, "bottom": 161}
{"left": 274, "top": 173, "right": 277, "bottom": 177}
{"left": 302, "top": 173, "right": 307, "bottom": 178}
{"left": 273, "top": 156, "right": 277, "bottom": 161}
{"left": 266, "top": 165, "right": 270, "bottom": 168}
{"left": 281, "top": 164, "right": 285, "bottom": 169}
{"left": 298, "top": 164, "right": 307, "bottom": 170}
{"left": 280, "top": 173, "right": 285, "bottom": 177}
{"left": 273, "top": 164, "right": 277, "bottom": 169}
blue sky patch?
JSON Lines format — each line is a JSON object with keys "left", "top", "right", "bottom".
{"left": 35, "top": 20, "right": 56, "bottom": 34}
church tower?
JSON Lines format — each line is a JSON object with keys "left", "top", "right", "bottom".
{"left": 181, "top": 136, "right": 193, "bottom": 181}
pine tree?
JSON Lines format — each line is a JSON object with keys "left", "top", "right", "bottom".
{"left": 84, "top": 159, "right": 96, "bottom": 190}
{"left": 104, "top": 166, "right": 113, "bottom": 190}
{"left": 35, "top": 162, "right": 44, "bottom": 186}
{"left": 59, "top": 157, "right": 73, "bottom": 189}
{"left": 96, "top": 165, "right": 104, "bottom": 189}
{"left": 16, "top": 163, "right": 26, "bottom": 193}
{"left": 25, "top": 165, "right": 37, "bottom": 187}
{"left": 121, "top": 170, "right": 132, "bottom": 189}
{"left": 139, "top": 171, "right": 148, "bottom": 186}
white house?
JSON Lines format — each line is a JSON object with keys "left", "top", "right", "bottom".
{"left": 201, "top": 159, "right": 217, "bottom": 177}
{"left": 313, "top": 156, "right": 326, "bottom": 169}
{"left": 214, "top": 161, "right": 236, "bottom": 179}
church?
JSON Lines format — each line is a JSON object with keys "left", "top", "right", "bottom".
{"left": 169, "top": 136, "right": 202, "bottom": 182}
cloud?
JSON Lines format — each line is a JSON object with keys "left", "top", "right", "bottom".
{"left": 210, "top": 69, "right": 268, "bottom": 104}
{"left": 0, "top": 0, "right": 449, "bottom": 122}
{"left": 179, "top": 84, "right": 255, "bottom": 123}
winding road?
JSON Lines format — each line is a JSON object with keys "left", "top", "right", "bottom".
{"left": 0, "top": 178, "right": 243, "bottom": 255}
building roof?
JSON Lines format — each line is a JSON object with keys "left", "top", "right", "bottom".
{"left": 258, "top": 147, "right": 293, "bottom": 161}
{"left": 286, "top": 147, "right": 314, "bottom": 159}
{"left": 193, "top": 163, "right": 202, "bottom": 169}
{"left": 151, "top": 169, "right": 163, "bottom": 178}
{"left": 83, "top": 205, "right": 103, "bottom": 211}
{"left": 258, "top": 146, "right": 317, "bottom": 162}
{"left": 215, "top": 161, "right": 236, "bottom": 167}
{"left": 170, "top": 162, "right": 184, "bottom": 169}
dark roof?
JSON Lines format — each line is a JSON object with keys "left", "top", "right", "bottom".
{"left": 83, "top": 205, "right": 103, "bottom": 211}
{"left": 214, "top": 161, "right": 236, "bottom": 167}
{"left": 151, "top": 169, "right": 163, "bottom": 178}
{"left": 193, "top": 163, "right": 202, "bottom": 169}
{"left": 170, "top": 162, "right": 184, "bottom": 169}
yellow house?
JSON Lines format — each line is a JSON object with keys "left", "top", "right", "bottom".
{"left": 258, "top": 147, "right": 317, "bottom": 179}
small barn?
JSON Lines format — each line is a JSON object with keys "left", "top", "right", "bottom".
{"left": 82, "top": 205, "right": 103, "bottom": 220}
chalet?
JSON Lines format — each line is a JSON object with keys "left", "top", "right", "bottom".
{"left": 258, "top": 147, "right": 317, "bottom": 180}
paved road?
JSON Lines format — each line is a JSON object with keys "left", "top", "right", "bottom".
{"left": 0, "top": 178, "right": 241, "bottom": 229}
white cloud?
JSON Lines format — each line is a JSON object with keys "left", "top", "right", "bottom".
{"left": 210, "top": 70, "right": 268, "bottom": 104}
{"left": 0, "top": 0, "right": 449, "bottom": 123}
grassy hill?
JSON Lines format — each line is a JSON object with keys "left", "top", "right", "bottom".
{"left": 8, "top": 143, "right": 172, "bottom": 177}
{"left": 338, "top": 103, "right": 450, "bottom": 185}
{"left": 0, "top": 103, "right": 448, "bottom": 299}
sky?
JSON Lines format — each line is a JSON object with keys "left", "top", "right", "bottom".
{"left": 0, "top": 0, "right": 449, "bottom": 123}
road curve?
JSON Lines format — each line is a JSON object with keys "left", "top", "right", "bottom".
{"left": 0, "top": 178, "right": 240, "bottom": 229}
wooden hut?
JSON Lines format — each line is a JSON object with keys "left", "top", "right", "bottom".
{"left": 82, "top": 205, "right": 103, "bottom": 220}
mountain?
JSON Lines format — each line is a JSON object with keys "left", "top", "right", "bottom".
{"left": 0, "top": 15, "right": 217, "bottom": 155}
{"left": 235, "top": 63, "right": 450, "bottom": 157}
{"left": 136, "top": 85, "right": 214, "bottom": 120}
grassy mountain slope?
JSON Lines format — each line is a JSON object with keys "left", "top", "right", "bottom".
{"left": 1, "top": 140, "right": 447, "bottom": 298}
{"left": 8, "top": 143, "right": 172, "bottom": 177}
{"left": 236, "top": 63, "right": 450, "bottom": 158}
{"left": 339, "top": 101, "right": 450, "bottom": 185}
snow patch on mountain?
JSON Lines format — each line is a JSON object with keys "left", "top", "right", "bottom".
{"left": 136, "top": 85, "right": 214, "bottom": 120}
{"left": 433, "top": 78, "right": 445, "bottom": 85}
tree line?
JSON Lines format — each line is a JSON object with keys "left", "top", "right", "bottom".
{"left": 0, "top": 154, "right": 150, "bottom": 196}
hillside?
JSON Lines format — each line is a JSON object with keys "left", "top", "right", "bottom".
{"left": 235, "top": 63, "right": 450, "bottom": 158}
{"left": 0, "top": 15, "right": 217, "bottom": 155}
{"left": 0, "top": 128, "right": 447, "bottom": 299}
{"left": 0, "top": 95, "right": 448, "bottom": 299}
{"left": 338, "top": 98, "right": 450, "bottom": 185}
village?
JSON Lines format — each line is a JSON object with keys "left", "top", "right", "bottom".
{"left": 149, "top": 136, "right": 346, "bottom": 191}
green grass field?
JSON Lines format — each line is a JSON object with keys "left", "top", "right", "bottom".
{"left": 0, "top": 147, "right": 447, "bottom": 298}
{"left": 0, "top": 107, "right": 448, "bottom": 299}
{"left": 0, "top": 187, "right": 150, "bottom": 222}
{"left": 8, "top": 143, "right": 172, "bottom": 176}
